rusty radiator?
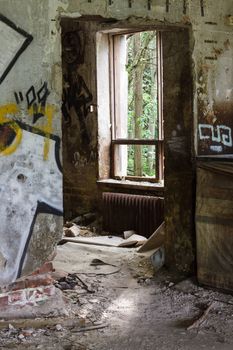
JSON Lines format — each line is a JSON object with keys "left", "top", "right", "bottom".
{"left": 102, "top": 192, "right": 164, "bottom": 238}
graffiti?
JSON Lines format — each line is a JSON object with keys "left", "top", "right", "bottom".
{"left": 62, "top": 31, "right": 85, "bottom": 65}
{"left": 200, "top": 0, "right": 205, "bottom": 17}
{"left": 183, "top": 0, "right": 187, "bottom": 14}
{"left": 0, "top": 82, "right": 55, "bottom": 161}
{"left": 62, "top": 71, "right": 93, "bottom": 143}
{"left": 14, "top": 81, "right": 50, "bottom": 123}
{"left": 0, "top": 128, "right": 62, "bottom": 284}
{"left": 62, "top": 31, "right": 93, "bottom": 147}
{"left": 0, "top": 101, "right": 62, "bottom": 284}
{"left": 0, "top": 14, "right": 33, "bottom": 84}
{"left": 147, "top": 0, "right": 151, "bottom": 11}
{"left": 199, "top": 124, "right": 232, "bottom": 153}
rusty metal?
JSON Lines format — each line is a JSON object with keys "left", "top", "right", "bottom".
{"left": 102, "top": 192, "right": 164, "bottom": 238}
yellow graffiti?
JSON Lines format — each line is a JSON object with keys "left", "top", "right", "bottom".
{"left": 28, "top": 105, "right": 55, "bottom": 160}
{"left": 0, "top": 103, "right": 55, "bottom": 160}
{"left": 0, "top": 104, "right": 23, "bottom": 156}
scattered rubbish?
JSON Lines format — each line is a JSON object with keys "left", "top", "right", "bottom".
{"left": 90, "top": 258, "right": 117, "bottom": 267}
{"left": 63, "top": 225, "right": 80, "bottom": 237}
{"left": 187, "top": 302, "right": 216, "bottom": 331}
{"left": 60, "top": 235, "right": 124, "bottom": 247}
{"left": 61, "top": 233, "right": 147, "bottom": 249}
{"left": 72, "top": 212, "right": 97, "bottom": 226}
{"left": 118, "top": 234, "right": 147, "bottom": 247}
{"left": 18, "top": 333, "right": 25, "bottom": 340}
{"left": 72, "top": 323, "right": 108, "bottom": 333}
{"left": 123, "top": 230, "right": 136, "bottom": 239}
{"left": 54, "top": 243, "right": 122, "bottom": 275}
{"left": 137, "top": 222, "right": 165, "bottom": 253}
{"left": 55, "top": 324, "right": 63, "bottom": 331}
{"left": 55, "top": 273, "right": 95, "bottom": 294}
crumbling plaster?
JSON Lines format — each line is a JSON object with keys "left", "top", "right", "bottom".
{"left": 0, "top": 0, "right": 232, "bottom": 286}
{"left": 0, "top": 0, "right": 63, "bottom": 286}
{"left": 59, "top": 0, "right": 232, "bottom": 272}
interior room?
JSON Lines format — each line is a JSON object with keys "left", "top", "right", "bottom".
{"left": 0, "top": 1, "right": 232, "bottom": 349}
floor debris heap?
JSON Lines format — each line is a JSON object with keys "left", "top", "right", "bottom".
{"left": 1, "top": 226, "right": 233, "bottom": 349}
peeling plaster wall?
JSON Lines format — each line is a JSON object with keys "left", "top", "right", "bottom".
{"left": 59, "top": 0, "right": 232, "bottom": 273}
{"left": 0, "top": 0, "right": 63, "bottom": 285}
{"left": 0, "top": 0, "right": 232, "bottom": 284}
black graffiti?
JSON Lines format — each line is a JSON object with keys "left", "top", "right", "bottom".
{"left": 14, "top": 82, "right": 50, "bottom": 124}
{"left": 62, "top": 31, "right": 85, "bottom": 65}
{"left": 62, "top": 70, "right": 93, "bottom": 145}
{"left": 183, "top": 0, "right": 187, "bottom": 14}
{"left": 0, "top": 14, "right": 33, "bottom": 85}
{"left": 166, "top": 0, "right": 170, "bottom": 12}
{"left": 62, "top": 31, "right": 93, "bottom": 149}
{"left": 16, "top": 201, "right": 63, "bottom": 279}
{"left": 147, "top": 0, "right": 151, "bottom": 11}
{"left": 200, "top": 0, "right": 205, "bottom": 17}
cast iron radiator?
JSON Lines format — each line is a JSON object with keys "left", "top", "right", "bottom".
{"left": 102, "top": 192, "right": 164, "bottom": 238}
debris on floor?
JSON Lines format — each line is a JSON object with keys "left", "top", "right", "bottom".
{"left": 1, "top": 221, "right": 232, "bottom": 349}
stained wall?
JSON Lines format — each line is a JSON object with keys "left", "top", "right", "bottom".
{"left": 0, "top": 0, "right": 63, "bottom": 285}
{"left": 0, "top": 0, "right": 232, "bottom": 285}
{"left": 60, "top": 0, "right": 232, "bottom": 272}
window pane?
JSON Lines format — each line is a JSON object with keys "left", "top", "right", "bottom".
{"left": 114, "top": 144, "right": 156, "bottom": 178}
{"left": 114, "top": 31, "right": 159, "bottom": 140}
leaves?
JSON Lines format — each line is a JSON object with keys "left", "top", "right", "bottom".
{"left": 126, "top": 31, "right": 158, "bottom": 177}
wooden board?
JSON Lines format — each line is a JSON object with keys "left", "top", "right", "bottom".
{"left": 137, "top": 222, "right": 165, "bottom": 253}
{"left": 196, "top": 162, "right": 233, "bottom": 292}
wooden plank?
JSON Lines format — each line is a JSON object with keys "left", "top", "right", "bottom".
{"left": 137, "top": 222, "right": 165, "bottom": 253}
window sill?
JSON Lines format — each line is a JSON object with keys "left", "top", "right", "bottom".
{"left": 97, "top": 178, "right": 164, "bottom": 192}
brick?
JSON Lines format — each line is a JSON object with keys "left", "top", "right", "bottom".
{"left": 43, "top": 285, "right": 56, "bottom": 297}
{"left": 7, "top": 280, "right": 26, "bottom": 292}
{"left": 25, "top": 274, "right": 54, "bottom": 289}
{"left": 30, "top": 262, "right": 54, "bottom": 276}
{"left": 2, "top": 271, "right": 53, "bottom": 292}
{"left": 8, "top": 290, "right": 25, "bottom": 305}
{"left": 0, "top": 295, "right": 8, "bottom": 307}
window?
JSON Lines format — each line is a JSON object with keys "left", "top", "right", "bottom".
{"left": 110, "top": 30, "right": 164, "bottom": 182}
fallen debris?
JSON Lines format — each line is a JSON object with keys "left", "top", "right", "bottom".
{"left": 90, "top": 258, "right": 117, "bottom": 268}
{"left": 61, "top": 233, "right": 147, "bottom": 248}
{"left": 55, "top": 273, "right": 95, "bottom": 293}
{"left": 63, "top": 225, "right": 80, "bottom": 237}
{"left": 187, "top": 302, "right": 216, "bottom": 331}
{"left": 137, "top": 222, "right": 165, "bottom": 253}
{"left": 123, "top": 230, "right": 136, "bottom": 239}
{"left": 72, "top": 323, "right": 108, "bottom": 333}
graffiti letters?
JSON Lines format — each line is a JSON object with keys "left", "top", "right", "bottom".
{"left": 199, "top": 124, "right": 232, "bottom": 153}
{"left": 0, "top": 82, "right": 55, "bottom": 161}
{"left": 62, "top": 31, "right": 93, "bottom": 147}
{"left": 15, "top": 82, "right": 50, "bottom": 122}
{"left": 0, "top": 96, "right": 62, "bottom": 285}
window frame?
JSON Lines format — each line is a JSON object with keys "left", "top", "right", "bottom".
{"left": 109, "top": 30, "right": 164, "bottom": 183}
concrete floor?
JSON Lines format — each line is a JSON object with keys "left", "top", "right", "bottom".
{"left": 1, "top": 242, "right": 233, "bottom": 349}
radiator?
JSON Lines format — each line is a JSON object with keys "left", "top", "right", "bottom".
{"left": 102, "top": 192, "right": 164, "bottom": 238}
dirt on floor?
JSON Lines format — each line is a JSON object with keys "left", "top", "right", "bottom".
{"left": 1, "top": 242, "right": 233, "bottom": 350}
